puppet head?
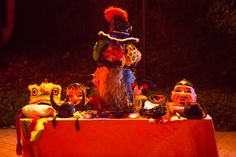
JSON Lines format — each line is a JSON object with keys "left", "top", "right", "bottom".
{"left": 50, "top": 83, "right": 87, "bottom": 118}
{"left": 22, "top": 79, "right": 61, "bottom": 118}
{"left": 66, "top": 83, "right": 87, "bottom": 105}
{"left": 28, "top": 79, "right": 62, "bottom": 105}
{"left": 171, "top": 79, "right": 197, "bottom": 106}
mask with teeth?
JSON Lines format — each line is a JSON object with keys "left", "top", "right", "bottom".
{"left": 171, "top": 79, "right": 197, "bottom": 106}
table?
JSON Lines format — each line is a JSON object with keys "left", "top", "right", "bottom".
{"left": 20, "top": 117, "right": 219, "bottom": 157}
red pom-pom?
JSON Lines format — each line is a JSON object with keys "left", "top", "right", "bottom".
{"left": 104, "top": 6, "right": 128, "bottom": 22}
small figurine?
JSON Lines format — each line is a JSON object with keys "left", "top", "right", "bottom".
{"left": 166, "top": 79, "right": 207, "bottom": 119}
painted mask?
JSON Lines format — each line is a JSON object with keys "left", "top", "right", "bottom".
{"left": 28, "top": 79, "right": 62, "bottom": 105}
{"left": 66, "top": 83, "right": 86, "bottom": 105}
{"left": 171, "top": 79, "right": 197, "bottom": 106}
{"left": 50, "top": 83, "right": 87, "bottom": 118}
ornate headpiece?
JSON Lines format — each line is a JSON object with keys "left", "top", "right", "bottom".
{"left": 98, "top": 6, "right": 139, "bottom": 43}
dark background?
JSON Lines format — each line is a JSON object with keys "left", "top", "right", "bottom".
{"left": 1, "top": 0, "right": 236, "bottom": 90}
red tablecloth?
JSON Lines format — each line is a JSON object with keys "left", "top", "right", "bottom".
{"left": 20, "top": 117, "right": 219, "bottom": 157}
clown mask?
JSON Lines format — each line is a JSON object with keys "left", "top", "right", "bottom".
{"left": 171, "top": 79, "right": 197, "bottom": 106}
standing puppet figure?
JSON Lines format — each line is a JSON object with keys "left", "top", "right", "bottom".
{"left": 92, "top": 6, "right": 141, "bottom": 111}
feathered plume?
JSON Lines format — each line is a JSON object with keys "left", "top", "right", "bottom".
{"left": 104, "top": 6, "right": 128, "bottom": 22}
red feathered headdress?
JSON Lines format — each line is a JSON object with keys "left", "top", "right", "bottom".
{"left": 104, "top": 6, "right": 128, "bottom": 22}
{"left": 98, "top": 6, "right": 139, "bottom": 43}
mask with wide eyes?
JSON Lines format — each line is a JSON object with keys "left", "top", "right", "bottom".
{"left": 28, "top": 80, "right": 62, "bottom": 105}
{"left": 52, "top": 88, "right": 60, "bottom": 96}
{"left": 31, "top": 88, "right": 38, "bottom": 96}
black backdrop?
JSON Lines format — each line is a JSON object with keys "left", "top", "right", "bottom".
{"left": 1, "top": 0, "right": 236, "bottom": 90}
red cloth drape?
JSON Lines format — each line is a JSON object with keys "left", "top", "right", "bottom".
{"left": 20, "top": 118, "right": 219, "bottom": 157}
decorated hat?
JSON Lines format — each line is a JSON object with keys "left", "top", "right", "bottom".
{"left": 98, "top": 6, "right": 139, "bottom": 43}
{"left": 175, "top": 79, "right": 193, "bottom": 87}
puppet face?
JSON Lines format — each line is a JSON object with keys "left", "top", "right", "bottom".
{"left": 28, "top": 80, "right": 61, "bottom": 105}
{"left": 66, "top": 83, "right": 86, "bottom": 105}
{"left": 171, "top": 85, "right": 197, "bottom": 106}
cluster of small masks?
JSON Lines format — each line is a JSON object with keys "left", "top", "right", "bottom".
{"left": 22, "top": 80, "right": 134, "bottom": 119}
{"left": 22, "top": 80, "right": 95, "bottom": 119}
